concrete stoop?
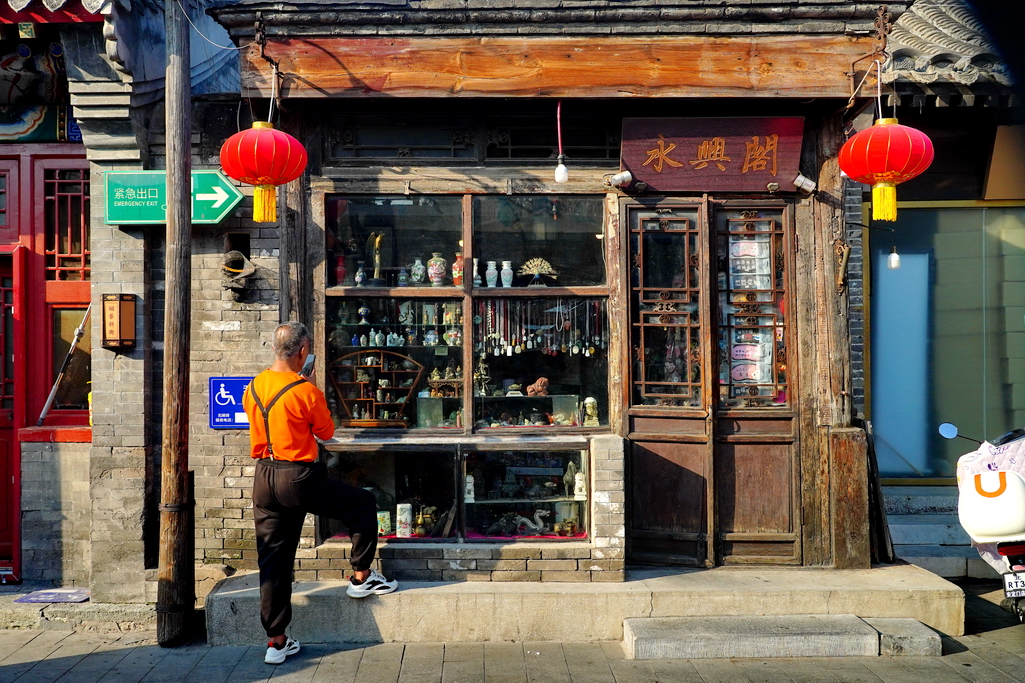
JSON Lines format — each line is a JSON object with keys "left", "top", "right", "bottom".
{"left": 205, "top": 563, "right": 964, "bottom": 646}
{"left": 622, "top": 615, "right": 940, "bottom": 659}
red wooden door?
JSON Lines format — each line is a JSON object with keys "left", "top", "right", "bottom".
{"left": 0, "top": 257, "right": 14, "bottom": 563}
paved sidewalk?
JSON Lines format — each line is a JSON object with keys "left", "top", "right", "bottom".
{"left": 0, "top": 580, "right": 1019, "bottom": 683}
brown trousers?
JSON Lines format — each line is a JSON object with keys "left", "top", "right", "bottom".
{"left": 253, "top": 457, "right": 378, "bottom": 638}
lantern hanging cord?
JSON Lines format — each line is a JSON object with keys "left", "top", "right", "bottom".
{"left": 172, "top": 0, "right": 257, "bottom": 51}
{"left": 875, "top": 59, "right": 884, "bottom": 121}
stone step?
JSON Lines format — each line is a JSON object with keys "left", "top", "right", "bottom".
{"left": 882, "top": 486, "right": 958, "bottom": 515}
{"left": 204, "top": 564, "right": 964, "bottom": 646}
{"left": 622, "top": 615, "right": 940, "bottom": 659}
{"left": 895, "top": 544, "right": 1001, "bottom": 580}
{"left": 887, "top": 514, "right": 971, "bottom": 545}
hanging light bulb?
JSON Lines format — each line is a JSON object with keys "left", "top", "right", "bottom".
{"left": 554, "top": 100, "right": 568, "bottom": 183}
{"left": 887, "top": 244, "right": 901, "bottom": 270}
{"left": 555, "top": 154, "right": 569, "bottom": 183}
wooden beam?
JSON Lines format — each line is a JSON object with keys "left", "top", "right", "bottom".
{"left": 244, "top": 35, "right": 875, "bottom": 99}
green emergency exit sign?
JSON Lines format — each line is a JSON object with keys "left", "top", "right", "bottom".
{"left": 104, "top": 170, "right": 244, "bottom": 225}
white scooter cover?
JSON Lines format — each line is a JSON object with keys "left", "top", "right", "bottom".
{"left": 957, "top": 439, "right": 1025, "bottom": 574}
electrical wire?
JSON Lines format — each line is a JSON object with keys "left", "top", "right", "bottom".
{"left": 173, "top": 0, "right": 257, "bottom": 51}
{"left": 556, "top": 100, "right": 563, "bottom": 156}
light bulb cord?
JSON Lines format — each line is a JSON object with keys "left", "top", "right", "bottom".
{"left": 556, "top": 100, "right": 564, "bottom": 157}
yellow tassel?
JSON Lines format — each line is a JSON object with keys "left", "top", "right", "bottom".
{"left": 871, "top": 183, "right": 897, "bottom": 222}
{"left": 253, "top": 185, "right": 276, "bottom": 223}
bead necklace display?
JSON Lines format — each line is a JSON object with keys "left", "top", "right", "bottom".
{"left": 473, "top": 298, "right": 607, "bottom": 359}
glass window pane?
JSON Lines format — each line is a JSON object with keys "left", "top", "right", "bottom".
{"left": 629, "top": 206, "right": 703, "bottom": 408}
{"left": 464, "top": 450, "right": 588, "bottom": 539}
{"left": 715, "top": 209, "right": 788, "bottom": 409}
{"left": 52, "top": 308, "right": 91, "bottom": 410}
{"left": 323, "top": 450, "right": 457, "bottom": 540}
{"left": 327, "top": 196, "right": 463, "bottom": 288}
{"left": 870, "top": 208, "right": 1023, "bottom": 478}
{"left": 327, "top": 298, "right": 464, "bottom": 429}
{"left": 474, "top": 196, "right": 606, "bottom": 287}
{"left": 472, "top": 297, "right": 608, "bottom": 428}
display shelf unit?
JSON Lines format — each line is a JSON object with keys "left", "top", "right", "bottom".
{"left": 329, "top": 350, "right": 425, "bottom": 428}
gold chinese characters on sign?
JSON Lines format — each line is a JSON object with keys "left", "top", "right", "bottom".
{"left": 623, "top": 118, "right": 803, "bottom": 193}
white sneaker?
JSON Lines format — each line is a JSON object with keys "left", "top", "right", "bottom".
{"left": 264, "top": 637, "right": 300, "bottom": 664}
{"left": 345, "top": 569, "right": 398, "bottom": 598}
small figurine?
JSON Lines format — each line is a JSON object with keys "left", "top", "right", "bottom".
{"left": 464, "top": 474, "right": 475, "bottom": 503}
{"left": 429, "top": 367, "right": 442, "bottom": 381}
{"left": 583, "top": 396, "right": 600, "bottom": 427}
{"left": 574, "top": 472, "right": 587, "bottom": 500}
{"left": 564, "top": 461, "right": 578, "bottom": 497}
{"left": 527, "top": 377, "right": 549, "bottom": 396}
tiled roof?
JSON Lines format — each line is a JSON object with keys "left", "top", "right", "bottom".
{"left": 883, "top": 0, "right": 1013, "bottom": 104}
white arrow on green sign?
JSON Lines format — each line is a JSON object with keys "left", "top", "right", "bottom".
{"left": 104, "top": 170, "right": 245, "bottom": 225}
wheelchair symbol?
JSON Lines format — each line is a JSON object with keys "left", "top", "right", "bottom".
{"left": 214, "top": 383, "right": 236, "bottom": 406}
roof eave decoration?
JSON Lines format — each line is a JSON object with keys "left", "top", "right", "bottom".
{"left": 883, "top": 0, "right": 1014, "bottom": 105}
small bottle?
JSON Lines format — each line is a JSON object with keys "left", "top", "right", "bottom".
{"left": 354, "top": 261, "right": 367, "bottom": 287}
{"left": 397, "top": 267, "right": 409, "bottom": 287}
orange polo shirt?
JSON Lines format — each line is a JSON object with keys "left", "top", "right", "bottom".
{"left": 243, "top": 370, "right": 335, "bottom": 462}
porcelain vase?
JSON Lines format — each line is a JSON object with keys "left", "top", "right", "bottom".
{"left": 473, "top": 257, "right": 482, "bottom": 287}
{"left": 428, "top": 252, "right": 447, "bottom": 287}
{"left": 485, "top": 260, "right": 498, "bottom": 287}
{"left": 500, "top": 260, "right": 514, "bottom": 287}
{"left": 452, "top": 252, "right": 464, "bottom": 286}
{"left": 410, "top": 257, "right": 426, "bottom": 285}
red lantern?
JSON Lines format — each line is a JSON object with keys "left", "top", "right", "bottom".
{"left": 219, "top": 121, "right": 308, "bottom": 223}
{"left": 838, "top": 118, "right": 934, "bottom": 222}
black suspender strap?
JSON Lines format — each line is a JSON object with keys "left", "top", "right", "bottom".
{"left": 249, "top": 378, "right": 307, "bottom": 459}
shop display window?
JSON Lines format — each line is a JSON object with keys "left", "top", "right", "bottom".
{"left": 630, "top": 206, "right": 703, "bottom": 408}
{"left": 326, "top": 298, "right": 465, "bottom": 428}
{"left": 323, "top": 450, "right": 459, "bottom": 541}
{"left": 715, "top": 208, "right": 788, "bottom": 408}
{"left": 464, "top": 450, "right": 588, "bottom": 539}
{"left": 324, "top": 193, "right": 611, "bottom": 432}
{"left": 473, "top": 196, "right": 606, "bottom": 287}
{"left": 327, "top": 196, "right": 463, "bottom": 288}
{"left": 322, "top": 449, "right": 587, "bottom": 541}
{"left": 472, "top": 297, "right": 608, "bottom": 428}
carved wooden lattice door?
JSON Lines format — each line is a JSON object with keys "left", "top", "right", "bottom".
{"left": 626, "top": 199, "right": 800, "bottom": 566}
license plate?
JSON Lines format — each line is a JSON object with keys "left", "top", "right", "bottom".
{"left": 1003, "top": 571, "right": 1025, "bottom": 598}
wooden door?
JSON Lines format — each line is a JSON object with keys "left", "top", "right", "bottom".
{"left": 0, "top": 258, "right": 14, "bottom": 563}
{"left": 626, "top": 200, "right": 800, "bottom": 566}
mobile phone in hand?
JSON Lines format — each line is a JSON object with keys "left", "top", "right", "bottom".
{"left": 300, "top": 353, "right": 315, "bottom": 377}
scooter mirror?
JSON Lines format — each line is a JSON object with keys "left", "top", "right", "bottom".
{"left": 938, "top": 422, "right": 959, "bottom": 440}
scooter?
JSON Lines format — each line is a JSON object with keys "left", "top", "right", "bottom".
{"left": 941, "top": 422, "right": 1025, "bottom": 622}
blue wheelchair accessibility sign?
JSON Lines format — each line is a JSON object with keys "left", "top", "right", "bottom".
{"left": 209, "top": 376, "right": 254, "bottom": 429}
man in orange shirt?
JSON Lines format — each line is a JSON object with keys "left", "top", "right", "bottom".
{"left": 244, "top": 321, "right": 397, "bottom": 665}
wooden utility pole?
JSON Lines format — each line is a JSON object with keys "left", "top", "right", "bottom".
{"left": 157, "top": 0, "right": 195, "bottom": 646}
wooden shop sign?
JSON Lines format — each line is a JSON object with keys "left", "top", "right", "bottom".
{"left": 621, "top": 117, "right": 805, "bottom": 193}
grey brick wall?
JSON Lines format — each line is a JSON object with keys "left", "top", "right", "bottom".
{"left": 88, "top": 156, "right": 154, "bottom": 603}
{"left": 20, "top": 442, "right": 91, "bottom": 585}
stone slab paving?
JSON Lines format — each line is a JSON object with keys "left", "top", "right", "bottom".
{"left": 0, "top": 579, "right": 1018, "bottom": 683}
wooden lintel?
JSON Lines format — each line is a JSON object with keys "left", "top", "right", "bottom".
{"left": 246, "top": 35, "right": 875, "bottom": 99}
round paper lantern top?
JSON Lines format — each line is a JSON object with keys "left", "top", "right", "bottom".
{"left": 838, "top": 118, "right": 934, "bottom": 222}
{"left": 220, "top": 121, "right": 308, "bottom": 223}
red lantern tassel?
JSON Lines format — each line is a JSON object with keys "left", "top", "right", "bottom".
{"left": 253, "top": 184, "right": 276, "bottom": 223}
{"left": 872, "top": 182, "right": 897, "bottom": 222}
